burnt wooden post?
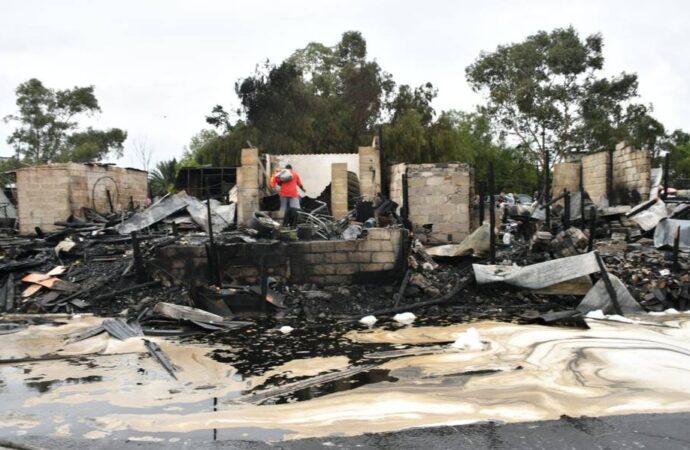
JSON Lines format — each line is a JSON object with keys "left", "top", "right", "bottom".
{"left": 544, "top": 150, "right": 551, "bottom": 229}
{"left": 663, "top": 152, "right": 671, "bottom": 201}
{"left": 580, "top": 164, "right": 586, "bottom": 230}
{"left": 563, "top": 188, "right": 571, "bottom": 229}
{"left": 106, "top": 189, "right": 114, "bottom": 213}
{"left": 673, "top": 225, "right": 681, "bottom": 272}
{"left": 206, "top": 195, "right": 220, "bottom": 286}
{"left": 489, "top": 163, "right": 496, "bottom": 263}
{"left": 607, "top": 149, "right": 614, "bottom": 205}
{"left": 129, "top": 196, "right": 134, "bottom": 211}
{"left": 378, "top": 125, "right": 390, "bottom": 199}
{"left": 594, "top": 251, "right": 623, "bottom": 316}
{"left": 401, "top": 171, "right": 409, "bottom": 220}
{"left": 131, "top": 231, "right": 146, "bottom": 283}
{"left": 478, "top": 182, "right": 485, "bottom": 226}
{"left": 588, "top": 206, "right": 597, "bottom": 252}
{"left": 171, "top": 221, "right": 179, "bottom": 236}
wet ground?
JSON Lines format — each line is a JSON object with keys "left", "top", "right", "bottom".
{"left": 2, "top": 311, "right": 690, "bottom": 446}
{"left": 8, "top": 412, "right": 690, "bottom": 449}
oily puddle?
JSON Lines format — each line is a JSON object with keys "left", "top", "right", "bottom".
{"left": 0, "top": 314, "right": 403, "bottom": 442}
{"left": 2, "top": 313, "right": 690, "bottom": 441}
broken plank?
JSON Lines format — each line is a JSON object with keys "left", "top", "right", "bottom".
{"left": 22, "top": 273, "right": 51, "bottom": 284}
{"left": 143, "top": 339, "right": 178, "bottom": 379}
{"left": 102, "top": 318, "right": 143, "bottom": 340}
{"left": 153, "top": 302, "right": 224, "bottom": 323}
{"left": 235, "top": 364, "right": 378, "bottom": 404}
{"left": 21, "top": 284, "right": 42, "bottom": 298}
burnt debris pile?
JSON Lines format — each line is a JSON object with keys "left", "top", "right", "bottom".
{"left": 0, "top": 182, "right": 687, "bottom": 328}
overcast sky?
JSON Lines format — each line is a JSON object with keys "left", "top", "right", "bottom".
{"left": 1, "top": 0, "right": 689, "bottom": 169}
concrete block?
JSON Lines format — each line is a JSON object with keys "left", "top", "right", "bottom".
{"left": 310, "top": 241, "right": 335, "bottom": 253}
{"left": 348, "top": 252, "right": 372, "bottom": 263}
{"left": 366, "top": 228, "right": 392, "bottom": 240}
{"left": 325, "top": 253, "right": 348, "bottom": 264}
{"left": 310, "top": 265, "right": 336, "bottom": 275}
{"left": 304, "top": 253, "right": 325, "bottom": 264}
{"left": 335, "top": 264, "right": 359, "bottom": 275}
{"left": 372, "top": 252, "right": 396, "bottom": 264}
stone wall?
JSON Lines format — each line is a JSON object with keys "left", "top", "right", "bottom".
{"left": 553, "top": 143, "right": 652, "bottom": 207}
{"left": 358, "top": 146, "right": 381, "bottom": 201}
{"left": 611, "top": 142, "right": 651, "bottom": 204}
{"left": 237, "top": 148, "right": 262, "bottom": 226}
{"left": 392, "top": 163, "right": 474, "bottom": 243}
{"left": 16, "top": 163, "right": 147, "bottom": 234}
{"left": 581, "top": 151, "right": 609, "bottom": 206}
{"left": 331, "top": 163, "right": 349, "bottom": 219}
{"left": 289, "top": 228, "right": 406, "bottom": 284}
{"left": 552, "top": 162, "right": 581, "bottom": 199}
{"left": 151, "top": 228, "right": 407, "bottom": 286}
{"left": 388, "top": 163, "right": 407, "bottom": 209}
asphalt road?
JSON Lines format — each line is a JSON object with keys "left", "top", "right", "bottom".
{"left": 4, "top": 412, "right": 690, "bottom": 450}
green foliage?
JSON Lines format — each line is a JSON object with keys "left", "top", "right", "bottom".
{"left": 4, "top": 78, "right": 126, "bottom": 164}
{"left": 60, "top": 127, "right": 127, "bottom": 162}
{"left": 149, "top": 158, "right": 179, "bottom": 197}
{"left": 662, "top": 130, "right": 690, "bottom": 183}
{"left": 0, "top": 156, "right": 25, "bottom": 173}
{"left": 183, "top": 31, "right": 394, "bottom": 165}
{"left": 383, "top": 111, "right": 537, "bottom": 191}
{"left": 466, "top": 27, "right": 665, "bottom": 165}
{"left": 183, "top": 28, "right": 672, "bottom": 197}
{"left": 185, "top": 123, "right": 258, "bottom": 167}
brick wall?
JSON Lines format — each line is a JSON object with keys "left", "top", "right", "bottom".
{"left": 388, "top": 163, "right": 407, "bottom": 209}
{"left": 16, "top": 163, "right": 147, "bottom": 234}
{"left": 16, "top": 165, "right": 71, "bottom": 233}
{"left": 358, "top": 146, "right": 381, "bottom": 201}
{"left": 403, "top": 163, "right": 474, "bottom": 243}
{"left": 237, "top": 148, "right": 262, "bottom": 226}
{"left": 331, "top": 163, "right": 349, "bottom": 219}
{"left": 552, "top": 162, "right": 581, "bottom": 200}
{"left": 581, "top": 151, "right": 609, "bottom": 206}
{"left": 555, "top": 143, "right": 651, "bottom": 207}
{"left": 611, "top": 142, "right": 651, "bottom": 203}
{"left": 151, "top": 228, "right": 407, "bottom": 286}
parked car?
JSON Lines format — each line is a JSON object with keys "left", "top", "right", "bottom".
{"left": 516, "top": 194, "right": 533, "bottom": 205}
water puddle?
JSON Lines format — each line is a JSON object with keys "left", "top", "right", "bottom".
{"left": 1, "top": 312, "right": 690, "bottom": 441}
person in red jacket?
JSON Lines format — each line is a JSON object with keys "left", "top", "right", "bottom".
{"left": 270, "top": 164, "right": 305, "bottom": 226}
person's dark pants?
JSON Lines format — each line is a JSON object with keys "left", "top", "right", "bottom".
{"left": 280, "top": 197, "right": 300, "bottom": 227}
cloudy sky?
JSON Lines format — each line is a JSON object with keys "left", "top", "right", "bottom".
{"left": 1, "top": 0, "right": 689, "bottom": 169}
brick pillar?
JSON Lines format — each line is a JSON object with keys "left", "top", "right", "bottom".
{"left": 358, "top": 146, "right": 381, "bottom": 201}
{"left": 331, "top": 163, "right": 348, "bottom": 219}
{"left": 237, "top": 148, "right": 260, "bottom": 226}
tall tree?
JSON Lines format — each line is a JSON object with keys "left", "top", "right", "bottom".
{"left": 4, "top": 78, "right": 126, "bottom": 164}
{"left": 466, "top": 27, "right": 665, "bottom": 168}
{"left": 149, "top": 158, "right": 179, "bottom": 197}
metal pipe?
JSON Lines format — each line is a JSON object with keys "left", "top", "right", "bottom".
{"left": 478, "top": 182, "right": 485, "bottom": 226}
{"left": 131, "top": 231, "right": 146, "bottom": 284}
{"left": 544, "top": 150, "right": 550, "bottom": 229}
{"left": 563, "top": 188, "right": 570, "bottom": 229}
{"left": 663, "top": 152, "right": 671, "bottom": 201}
{"left": 588, "top": 206, "right": 597, "bottom": 252}
{"left": 594, "top": 251, "right": 623, "bottom": 316}
{"left": 580, "top": 164, "right": 586, "bottom": 230}
{"left": 401, "top": 171, "right": 409, "bottom": 220}
{"left": 673, "top": 225, "right": 681, "bottom": 272}
{"left": 489, "top": 163, "right": 496, "bottom": 263}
